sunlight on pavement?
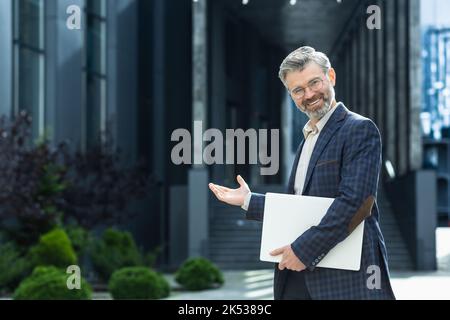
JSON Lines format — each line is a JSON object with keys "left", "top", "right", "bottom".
{"left": 243, "top": 270, "right": 273, "bottom": 299}
{"left": 244, "top": 287, "right": 273, "bottom": 299}
{"left": 244, "top": 273, "right": 273, "bottom": 284}
{"left": 391, "top": 272, "right": 450, "bottom": 300}
{"left": 244, "top": 270, "right": 272, "bottom": 276}
{"left": 436, "top": 228, "right": 450, "bottom": 271}
{"left": 245, "top": 280, "right": 273, "bottom": 290}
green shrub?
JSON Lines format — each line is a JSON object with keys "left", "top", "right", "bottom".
{"left": 91, "top": 228, "right": 142, "bottom": 281}
{"left": 13, "top": 266, "right": 92, "bottom": 300}
{"left": 175, "top": 257, "right": 224, "bottom": 291}
{"left": 65, "top": 224, "right": 91, "bottom": 257}
{"left": 0, "top": 243, "right": 31, "bottom": 292}
{"left": 142, "top": 246, "right": 162, "bottom": 268}
{"left": 29, "top": 228, "right": 77, "bottom": 268}
{"left": 108, "top": 266, "right": 170, "bottom": 300}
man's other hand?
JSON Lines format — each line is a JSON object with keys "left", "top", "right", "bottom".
{"left": 270, "top": 245, "right": 306, "bottom": 272}
{"left": 209, "top": 175, "right": 250, "bottom": 207}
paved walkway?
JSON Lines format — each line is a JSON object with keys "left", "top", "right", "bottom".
{"left": 5, "top": 268, "right": 450, "bottom": 300}
{"left": 161, "top": 228, "right": 450, "bottom": 300}
{"left": 8, "top": 230, "right": 450, "bottom": 300}
{"left": 160, "top": 269, "right": 450, "bottom": 300}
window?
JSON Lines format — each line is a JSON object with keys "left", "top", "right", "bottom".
{"left": 83, "top": 0, "right": 107, "bottom": 149}
{"left": 13, "top": 0, "right": 45, "bottom": 139}
{"left": 422, "top": 27, "right": 450, "bottom": 138}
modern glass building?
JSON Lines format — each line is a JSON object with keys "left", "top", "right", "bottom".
{"left": 0, "top": 0, "right": 441, "bottom": 272}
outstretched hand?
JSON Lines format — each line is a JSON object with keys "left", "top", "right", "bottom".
{"left": 209, "top": 175, "right": 250, "bottom": 207}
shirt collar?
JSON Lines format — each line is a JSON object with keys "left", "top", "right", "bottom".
{"left": 302, "top": 102, "right": 340, "bottom": 139}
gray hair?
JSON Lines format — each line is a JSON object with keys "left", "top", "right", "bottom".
{"left": 278, "top": 46, "right": 331, "bottom": 87}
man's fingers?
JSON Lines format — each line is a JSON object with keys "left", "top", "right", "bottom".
{"left": 215, "top": 185, "right": 231, "bottom": 193}
{"left": 278, "top": 262, "right": 286, "bottom": 271}
{"left": 209, "top": 184, "right": 225, "bottom": 200}
{"left": 237, "top": 175, "right": 247, "bottom": 187}
{"left": 209, "top": 183, "right": 231, "bottom": 193}
{"left": 270, "top": 247, "right": 285, "bottom": 256}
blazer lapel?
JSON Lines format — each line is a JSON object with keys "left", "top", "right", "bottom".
{"left": 301, "top": 103, "right": 348, "bottom": 195}
{"left": 286, "top": 139, "right": 305, "bottom": 194}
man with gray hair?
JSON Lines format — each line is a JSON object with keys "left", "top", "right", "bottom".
{"left": 209, "top": 46, "right": 395, "bottom": 300}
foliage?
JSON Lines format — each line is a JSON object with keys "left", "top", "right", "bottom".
{"left": 0, "top": 111, "right": 154, "bottom": 246}
{"left": 91, "top": 228, "right": 143, "bottom": 281}
{"left": 64, "top": 224, "right": 91, "bottom": 257}
{"left": 108, "top": 267, "right": 170, "bottom": 300}
{"left": 175, "top": 257, "right": 224, "bottom": 291}
{"left": 13, "top": 266, "right": 92, "bottom": 300}
{"left": 28, "top": 228, "right": 77, "bottom": 269}
{"left": 59, "top": 140, "right": 153, "bottom": 229}
{"left": 0, "top": 243, "right": 31, "bottom": 292}
{"left": 0, "top": 112, "right": 67, "bottom": 246}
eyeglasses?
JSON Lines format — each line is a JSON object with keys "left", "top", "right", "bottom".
{"left": 289, "top": 78, "right": 324, "bottom": 100}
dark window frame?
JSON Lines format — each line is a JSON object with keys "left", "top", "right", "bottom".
{"left": 83, "top": 0, "right": 108, "bottom": 150}
{"left": 12, "top": 0, "right": 46, "bottom": 139}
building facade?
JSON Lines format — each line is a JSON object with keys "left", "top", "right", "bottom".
{"left": 0, "top": 0, "right": 439, "bottom": 271}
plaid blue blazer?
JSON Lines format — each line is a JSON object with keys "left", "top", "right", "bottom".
{"left": 246, "top": 103, "right": 396, "bottom": 300}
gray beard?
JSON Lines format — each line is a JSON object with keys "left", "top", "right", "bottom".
{"left": 301, "top": 89, "right": 335, "bottom": 121}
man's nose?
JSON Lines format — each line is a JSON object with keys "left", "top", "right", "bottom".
{"left": 303, "top": 87, "right": 316, "bottom": 100}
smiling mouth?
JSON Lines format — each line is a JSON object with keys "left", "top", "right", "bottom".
{"left": 307, "top": 98, "right": 322, "bottom": 107}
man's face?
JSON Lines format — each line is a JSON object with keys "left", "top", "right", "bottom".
{"left": 285, "top": 62, "right": 336, "bottom": 120}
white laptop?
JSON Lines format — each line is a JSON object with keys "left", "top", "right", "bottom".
{"left": 260, "top": 193, "right": 365, "bottom": 271}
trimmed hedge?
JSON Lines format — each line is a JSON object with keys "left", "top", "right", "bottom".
{"left": 13, "top": 266, "right": 92, "bottom": 300}
{"left": 65, "top": 224, "right": 91, "bottom": 257}
{"left": 108, "top": 267, "right": 170, "bottom": 300}
{"left": 28, "top": 228, "right": 77, "bottom": 268}
{"left": 91, "top": 228, "right": 143, "bottom": 281}
{"left": 0, "top": 243, "right": 30, "bottom": 291}
{"left": 175, "top": 257, "right": 224, "bottom": 291}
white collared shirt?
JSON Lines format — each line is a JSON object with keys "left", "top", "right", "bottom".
{"left": 293, "top": 104, "right": 338, "bottom": 195}
{"left": 242, "top": 103, "right": 339, "bottom": 210}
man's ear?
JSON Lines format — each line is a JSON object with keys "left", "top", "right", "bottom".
{"left": 328, "top": 68, "right": 336, "bottom": 87}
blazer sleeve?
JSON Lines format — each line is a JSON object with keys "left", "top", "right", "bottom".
{"left": 245, "top": 193, "right": 266, "bottom": 222}
{"left": 291, "top": 119, "right": 382, "bottom": 271}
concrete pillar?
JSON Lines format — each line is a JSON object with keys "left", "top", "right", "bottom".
{"left": 359, "top": 16, "right": 367, "bottom": 116}
{"left": 0, "top": 0, "right": 12, "bottom": 117}
{"left": 345, "top": 46, "right": 352, "bottom": 105}
{"left": 376, "top": 0, "right": 386, "bottom": 152}
{"left": 282, "top": 94, "right": 296, "bottom": 184}
{"left": 409, "top": 0, "right": 423, "bottom": 170}
{"left": 367, "top": 20, "right": 376, "bottom": 121}
{"left": 152, "top": 0, "right": 166, "bottom": 179}
{"left": 386, "top": 170, "right": 437, "bottom": 270}
{"left": 209, "top": 0, "right": 226, "bottom": 184}
{"left": 45, "top": 0, "right": 84, "bottom": 146}
{"left": 385, "top": 0, "right": 398, "bottom": 173}
{"left": 189, "top": 0, "right": 209, "bottom": 258}
{"left": 396, "top": 0, "right": 409, "bottom": 175}
{"left": 114, "top": 0, "right": 138, "bottom": 161}
{"left": 106, "top": 0, "right": 118, "bottom": 146}
{"left": 351, "top": 36, "right": 359, "bottom": 111}
{"left": 415, "top": 171, "right": 437, "bottom": 270}
{"left": 169, "top": 186, "right": 188, "bottom": 270}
